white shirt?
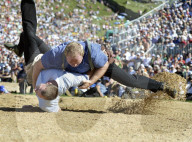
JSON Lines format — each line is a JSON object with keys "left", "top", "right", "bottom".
{"left": 124, "top": 51, "right": 130, "bottom": 60}
{"left": 143, "top": 57, "right": 151, "bottom": 67}
{"left": 167, "top": 42, "right": 175, "bottom": 50}
{"left": 36, "top": 69, "right": 88, "bottom": 112}
{"left": 169, "top": 68, "right": 177, "bottom": 73}
{"left": 127, "top": 55, "right": 136, "bottom": 67}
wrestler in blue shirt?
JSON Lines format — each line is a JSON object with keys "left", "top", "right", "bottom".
{"left": 41, "top": 42, "right": 108, "bottom": 73}
{"left": 33, "top": 41, "right": 109, "bottom": 89}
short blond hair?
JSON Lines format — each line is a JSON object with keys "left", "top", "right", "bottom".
{"left": 64, "top": 42, "right": 84, "bottom": 57}
{"left": 41, "top": 84, "right": 58, "bottom": 100}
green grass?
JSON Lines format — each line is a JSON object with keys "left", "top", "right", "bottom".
{"left": 39, "top": 0, "right": 162, "bottom": 38}
{"left": 91, "top": 18, "right": 126, "bottom": 38}
{"left": 40, "top": 0, "right": 115, "bottom": 38}
{"left": 45, "top": 0, "right": 113, "bottom": 17}
{"left": 112, "top": 0, "right": 162, "bottom": 20}
{"left": 114, "top": 0, "right": 162, "bottom": 13}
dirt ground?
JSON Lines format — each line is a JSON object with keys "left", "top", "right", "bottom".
{"left": 0, "top": 82, "right": 192, "bottom": 142}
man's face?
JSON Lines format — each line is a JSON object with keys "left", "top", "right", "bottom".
{"left": 35, "top": 83, "right": 47, "bottom": 99}
{"left": 136, "top": 55, "right": 140, "bottom": 58}
{"left": 66, "top": 53, "right": 83, "bottom": 67}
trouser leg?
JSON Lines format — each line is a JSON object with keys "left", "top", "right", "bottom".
{"left": 21, "top": 0, "right": 37, "bottom": 34}
{"left": 17, "top": 32, "right": 25, "bottom": 56}
{"left": 19, "top": 0, "right": 51, "bottom": 61}
{"left": 104, "top": 63, "right": 163, "bottom": 92}
{"left": 19, "top": 32, "right": 51, "bottom": 55}
{"left": 19, "top": 81, "right": 25, "bottom": 94}
{"left": 36, "top": 36, "right": 51, "bottom": 53}
{"left": 21, "top": 0, "right": 40, "bottom": 65}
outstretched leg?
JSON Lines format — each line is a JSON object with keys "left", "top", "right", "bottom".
{"left": 21, "top": 0, "right": 51, "bottom": 59}
{"left": 104, "top": 63, "right": 176, "bottom": 97}
{"left": 18, "top": 32, "right": 51, "bottom": 55}
{"left": 4, "top": 0, "right": 52, "bottom": 58}
{"left": 21, "top": 0, "right": 40, "bottom": 65}
{"left": 104, "top": 63, "right": 162, "bottom": 92}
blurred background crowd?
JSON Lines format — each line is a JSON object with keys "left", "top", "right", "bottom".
{"left": 1, "top": 0, "right": 192, "bottom": 99}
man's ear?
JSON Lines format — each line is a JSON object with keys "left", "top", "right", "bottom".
{"left": 47, "top": 80, "right": 58, "bottom": 87}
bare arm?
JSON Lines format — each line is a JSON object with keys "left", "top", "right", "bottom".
{"left": 90, "top": 61, "right": 109, "bottom": 83}
{"left": 79, "top": 61, "right": 109, "bottom": 89}
{"left": 96, "top": 85, "right": 104, "bottom": 97}
{"left": 32, "top": 59, "right": 44, "bottom": 88}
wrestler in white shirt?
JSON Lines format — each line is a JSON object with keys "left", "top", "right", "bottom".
{"left": 36, "top": 69, "right": 88, "bottom": 112}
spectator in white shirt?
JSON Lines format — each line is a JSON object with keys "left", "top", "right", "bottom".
{"left": 169, "top": 65, "right": 177, "bottom": 73}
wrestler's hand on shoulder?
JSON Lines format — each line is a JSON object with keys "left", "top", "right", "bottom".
{"left": 78, "top": 80, "right": 92, "bottom": 89}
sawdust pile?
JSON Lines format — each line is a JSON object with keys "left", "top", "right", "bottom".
{"left": 152, "top": 72, "right": 187, "bottom": 101}
{"left": 107, "top": 97, "right": 146, "bottom": 114}
{"left": 108, "top": 72, "right": 187, "bottom": 114}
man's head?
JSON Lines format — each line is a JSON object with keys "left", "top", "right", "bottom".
{"left": 35, "top": 81, "right": 58, "bottom": 100}
{"left": 136, "top": 53, "right": 140, "bottom": 58}
{"left": 64, "top": 42, "right": 84, "bottom": 67}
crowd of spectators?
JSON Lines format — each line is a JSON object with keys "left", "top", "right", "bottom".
{"left": 1, "top": 0, "right": 192, "bottom": 99}
{"left": 113, "top": 0, "right": 192, "bottom": 54}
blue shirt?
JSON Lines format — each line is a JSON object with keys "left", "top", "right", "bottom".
{"left": 41, "top": 41, "right": 108, "bottom": 73}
